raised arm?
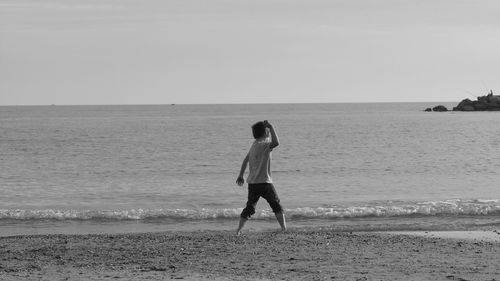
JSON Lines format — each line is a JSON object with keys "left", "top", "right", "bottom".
{"left": 264, "top": 121, "right": 280, "bottom": 149}
{"left": 236, "top": 154, "right": 249, "bottom": 186}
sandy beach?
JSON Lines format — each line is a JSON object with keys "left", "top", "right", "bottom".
{"left": 1, "top": 228, "right": 499, "bottom": 281}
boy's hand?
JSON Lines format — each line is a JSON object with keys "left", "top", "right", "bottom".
{"left": 263, "top": 120, "right": 272, "bottom": 128}
{"left": 236, "top": 176, "right": 244, "bottom": 186}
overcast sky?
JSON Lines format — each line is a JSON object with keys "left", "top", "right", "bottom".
{"left": 1, "top": 0, "right": 499, "bottom": 105}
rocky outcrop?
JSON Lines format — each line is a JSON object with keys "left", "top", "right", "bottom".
{"left": 432, "top": 105, "right": 448, "bottom": 112}
{"left": 425, "top": 90, "right": 500, "bottom": 112}
{"left": 424, "top": 105, "right": 448, "bottom": 112}
{"left": 453, "top": 91, "right": 500, "bottom": 111}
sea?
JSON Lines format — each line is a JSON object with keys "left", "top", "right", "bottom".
{"left": 1, "top": 103, "right": 500, "bottom": 236}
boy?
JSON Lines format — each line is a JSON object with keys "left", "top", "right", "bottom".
{"left": 236, "top": 120, "right": 286, "bottom": 235}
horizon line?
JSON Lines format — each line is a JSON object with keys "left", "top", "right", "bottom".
{"left": 0, "top": 101, "right": 458, "bottom": 107}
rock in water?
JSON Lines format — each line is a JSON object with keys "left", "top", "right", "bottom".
{"left": 432, "top": 105, "right": 448, "bottom": 112}
{"left": 462, "top": 105, "right": 475, "bottom": 111}
{"left": 453, "top": 91, "right": 500, "bottom": 111}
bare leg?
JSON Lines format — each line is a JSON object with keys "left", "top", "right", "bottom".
{"left": 236, "top": 217, "right": 248, "bottom": 235}
{"left": 275, "top": 212, "right": 287, "bottom": 231}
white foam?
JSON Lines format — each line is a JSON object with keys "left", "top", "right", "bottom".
{"left": 1, "top": 199, "right": 499, "bottom": 221}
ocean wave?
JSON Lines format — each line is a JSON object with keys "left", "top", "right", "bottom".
{"left": 1, "top": 199, "right": 499, "bottom": 221}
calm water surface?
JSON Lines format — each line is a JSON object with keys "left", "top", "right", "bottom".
{"left": 1, "top": 103, "right": 499, "bottom": 235}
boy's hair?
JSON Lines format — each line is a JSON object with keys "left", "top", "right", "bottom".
{"left": 252, "top": 121, "right": 266, "bottom": 139}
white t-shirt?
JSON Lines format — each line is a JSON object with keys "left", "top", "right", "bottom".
{"left": 246, "top": 137, "right": 273, "bottom": 184}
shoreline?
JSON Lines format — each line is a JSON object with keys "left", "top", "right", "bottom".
{"left": 1, "top": 228, "right": 499, "bottom": 281}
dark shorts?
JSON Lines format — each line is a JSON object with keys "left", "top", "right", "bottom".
{"left": 240, "top": 183, "right": 283, "bottom": 219}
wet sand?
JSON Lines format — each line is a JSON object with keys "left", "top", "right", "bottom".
{"left": 1, "top": 228, "right": 499, "bottom": 281}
